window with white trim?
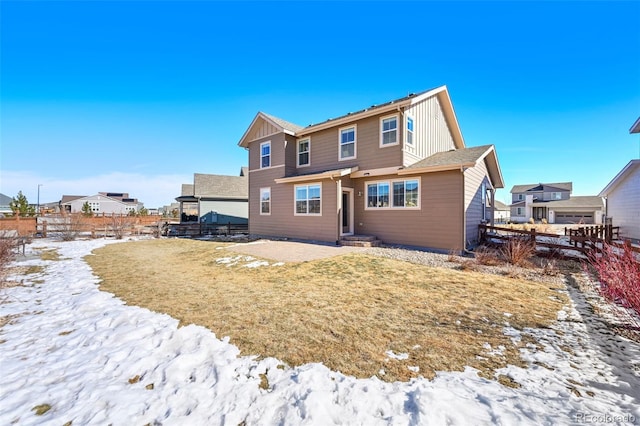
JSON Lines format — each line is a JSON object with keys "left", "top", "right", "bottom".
{"left": 367, "top": 179, "right": 420, "bottom": 209}
{"left": 367, "top": 182, "right": 390, "bottom": 208}
{"left": 517, "top": 194, "right": 524, "bottom": 201}
{"left": 516, "top": 207, "right": 524, "bottom": 215}
{"left": 393, "top": 180, "right": 419, "bottom": 207}
{"left": 406, "top": 116, "right": 414, "bottom": 145}
{"left": 260, "top": 141, "right": 271, "bottom": 168}
{"left": 339, "top": 126, "right": 356, "bottom": 160}
{"left": 297, "top": 138, "right": 310, "bottom": 167}
{"left": 550, "top": 192, "right": 562, "bottom": 200}
{"left": 380, "top": 115, "right": 398, "bottom": 146}
{"left": 260, "top": 187, "right": 271, "bottom": 215}
{"left": 295, "top": 183, "right": 321, "bottom": 215}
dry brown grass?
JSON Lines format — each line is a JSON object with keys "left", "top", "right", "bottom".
{"left": 86, "top": 239, "right": 567, "bottom": 383}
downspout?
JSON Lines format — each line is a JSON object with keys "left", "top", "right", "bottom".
{"left": 461, "top": 166, "right": 467, "bottom": 254}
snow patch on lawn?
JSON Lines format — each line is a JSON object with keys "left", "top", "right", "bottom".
{"left": 1, "top": 238, "right": 639, "bottom": 425}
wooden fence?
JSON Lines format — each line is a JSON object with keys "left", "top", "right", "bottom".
{"left": 165, "top": 222, "right": 248, "bottom": 238}
{"left": 479, "top": 224, "right": 639, "bottom": 260}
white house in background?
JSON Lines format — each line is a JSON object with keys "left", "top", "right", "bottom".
{"left": 509, "top": 182, "right": 604, "bottom": 224}
{"left": 493, "top": 200, "right": 510, "bottom": 223}
{"left": 599, "top": 160, "right": 640, "bottom": 242}
{"left": 60, "top": 192, "right": 143, "bottom": 214}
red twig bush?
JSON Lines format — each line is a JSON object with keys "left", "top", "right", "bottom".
{"left": 587, "top": 242, "right": 640, "bottom": 330}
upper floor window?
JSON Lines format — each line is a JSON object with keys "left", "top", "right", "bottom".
{"left": 550, "top": 192, "right": 562, "bottom": 200}
{"left": 517, "top": 194, "right": 524, "bottom": 201}
{"left": 260, "top": 141, "right": 271, "bottom": 168}
{"left": 380, "top": 115, "right": 398, "bottom": 146}
{"left": 297, "top": 138, "right": 310, "bottom": 167}
{"left": 406, "top": 116, "right": 414, "bottom": 146}
{"left": 260, "top": 187, "right": 271, "bottom": 215}
{"left": 339, "top": 126, "right": 356, "bottom": 160}
{"left": 295, "top": 183, "right": 321, "bottom": 215}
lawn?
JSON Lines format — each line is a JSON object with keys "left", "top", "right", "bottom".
{"left": 86, "top": 239, "right": 567, "bottom": 383}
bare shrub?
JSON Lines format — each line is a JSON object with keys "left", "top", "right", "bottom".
{"left": 111, "top": 215, "right": 132, "bottom": 239}
{"left": 501, "top": 237, "right": 535, "bottom": 267}
{"left": 586, "top": 242, "right": 640, "bottom": 330}
{"left": 0, "top": 237, "right": 17, "bottom": 287}
{"left": 474, "top": 246, "right": 502, "bottom": 266}
{"left": 57, "top": 213, "right": 87, "bottom": 241}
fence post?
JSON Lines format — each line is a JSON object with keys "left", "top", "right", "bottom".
{"left": 42, "top": 221, "right": 47, "bottom": 238}
{"left": 530, "top": 228, "right": 536, "bottom": 250}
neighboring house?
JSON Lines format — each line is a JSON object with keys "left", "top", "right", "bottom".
{"left": 493, "top": 200, "right": 510, "bottom": 223}
{"left": 509, "top": 182, "right": 604, "bottom": 224}
{"left": 237, "top": 85, "right": 504, "bottom": 252}
{"left": 0, "top": 193, "right": 13, "bottom": 215}
{"left": 175, "top": 168, "right": 248, "bottom": 225}
{"left": 597, "top": 117, "right": 640, "bottom": 242}
{"left": 60, "top": 193, "right": 142, "bottom": 214}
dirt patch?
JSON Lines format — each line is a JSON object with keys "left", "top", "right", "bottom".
{"left": 225, "top": 239, "right": 367, "bottom": 262}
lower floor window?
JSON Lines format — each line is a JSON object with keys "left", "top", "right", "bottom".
{"left": 260, "top": 188, "right": 271, "bottom": 214}
{"left": 367, "top": 179, "right": 419, "bottom": 209}
{"left": 295, "top": 184, "right": 321, "bottom": 215}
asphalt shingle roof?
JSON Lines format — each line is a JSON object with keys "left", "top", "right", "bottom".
{"left": 405, "top": 145, "right": 493, "bottom": 169}
{"left": 193, "top": 173, "right": 248, "bottom": 199}
{"left": 531, "top": 196, "right": 603, "bottom": 209}
{"left": 511, "top": 182, "right": 573, "bottom": 193}
{"left": 261, "top": 113, "right": 305, "bottom": 133}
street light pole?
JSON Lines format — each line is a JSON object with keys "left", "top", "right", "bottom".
{"left": 37, "top": 184, "right": 42, "bottom": 216}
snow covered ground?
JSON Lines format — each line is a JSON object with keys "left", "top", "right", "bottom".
{"left": 1, "top": 238, "right": 639, "bottom": 425}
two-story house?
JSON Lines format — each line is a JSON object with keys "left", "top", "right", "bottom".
{"left": 237, "top": 86, "right": 504, "bottom": 252}
{"left": 510, "top": 182, "right": 604, "bottom": 224}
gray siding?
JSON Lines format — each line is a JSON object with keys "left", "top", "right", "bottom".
{"left": 464, "top": 159, "right": 491, "bottom": 247}
{"left": 199, "top": 200, "right": 248, "bottom": 222}
{"left": 607, "top": 168, "right": 640, "bottom": 240}
{"left": 403, "top": 96, "right": 457, "bottom": 167}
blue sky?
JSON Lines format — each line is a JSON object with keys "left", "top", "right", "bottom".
{"left": 1, "top": 1, "right": 639, "bottom": 208}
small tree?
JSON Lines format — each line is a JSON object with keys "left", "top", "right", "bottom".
{"left": 9, "top": 191, "right": 36, "bottom": 217}
{"left": 138, "top": 207, "right": 149, "bottom": 216}
{"left": 81, "top": 202, "right": 93, "bottom": 217}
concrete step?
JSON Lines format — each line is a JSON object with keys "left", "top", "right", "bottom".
{"left": 340, "top": 235, "right": 382, "bottom": 247}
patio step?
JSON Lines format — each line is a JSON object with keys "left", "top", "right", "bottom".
{"left": 340, "top": 235, "right": 382, "bottom": 247}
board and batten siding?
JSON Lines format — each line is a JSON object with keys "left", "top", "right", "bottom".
{"left": 606, "top": 168, "right": 640, "bottom": 241}
{"left": 352, "top": 171, "right": 464, "bottom": 251}
{"left": 246, "top": 119, "right": 282, "bottom": 143}
{"left": 403, "top": 96, "right": 457, "bottom": 167}
{"left": 464, "top": 159, "right": 491, "bottom": 247}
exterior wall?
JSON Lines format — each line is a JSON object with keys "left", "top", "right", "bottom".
{"left": 541, "top": 190, "right": 570, "bottom": 201}
{"left": 403, "top": 96, "right": 457, "bottom": 167}
{"left": 606, "top": 169, "right": 640, "bottom": 240}
{"left": 294, "top": 114, "right": 403, "bottom": 174}
{"left": 249, "top": 174, "right": 340, "bottom": 242}
{"left": 199, "top": 200, "right": 248, "bottom": 223}
{"left": 352, "top": 171, "right": 464, "bottom": 251}
{"left": 248, "top": 133, "right": 288, "bottom": 172}
{"left": 464, "top": 159, "right": 491, "bottom": 247}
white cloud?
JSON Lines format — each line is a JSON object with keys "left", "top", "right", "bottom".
{"left": 0, "top": 170, "right": 191, "bottom": 208}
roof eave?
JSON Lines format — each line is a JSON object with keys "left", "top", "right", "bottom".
{"left": 274, "top": 167, "right": 358, "bottom": 184}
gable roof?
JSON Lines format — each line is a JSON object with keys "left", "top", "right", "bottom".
{"left": 531, "top": 196, "right": 603, "bottom": 209}
{"left": 181, "top": 184, "right": 194, "bottom": 197}
{"left": 237, "top": 86, "right": 466, "bottom": 149}
{"left": 60, "top": 195, "right": 86, "bottom": 204}
{"left": 630, "top": 116, "right": 640, "bottom": 134}
{"left": 61, "top": 194, "right": 132, "bottom": 206}
{"left": 510, "top": 182, "right": 573, "bottom": 193}
{"left": 400, "top": 144, "right": 504, "bottom": 188}
{"left": 599, "top": 159, "right": 640, "bottom": 196}
{"left": 193, "top": 173, "right": 248, "bottom": 199}
{"left": 0, "top": 193, "right": 13, "bottom": 206}
{"left": 494, "top": 200, "right": 509, "bottom": 210}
